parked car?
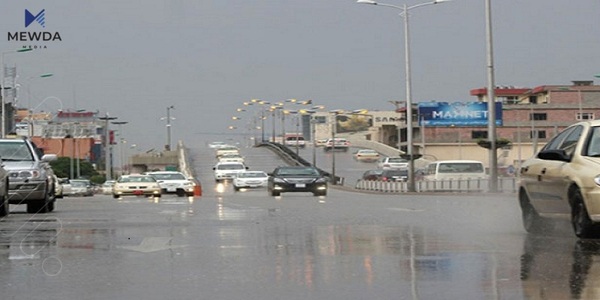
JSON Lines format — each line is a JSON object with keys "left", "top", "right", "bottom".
{"left": 324, "top": 138, "right": 350, "bottom": 152}
{"left": 354, "top": 149, "right": 380, "bottom": 162}
{"left": 376, "top": 156, "right": 409, "bottom": 170}
{"left": 213, "top": 162, "right": 248, "bottom": 182}
{"left": 146, "top": 171, "right": 195, "bottom": 196}
{"left": 361, "top": 169, "right": 384, "bottom": 181}
{"left": 267, "top": 166, "right": 328, "bottom": 197}
{"left": 519, "top": 120, "right": 600, "bottom": 238}
{"left": 233, "top": 171, "right": 269, "bottom": 191}
{"left": 0, "top": 138, "right": 57, "bottom": 213}
{"left": 101, "top": 180, "right": 116, "bottom": 195}
{"left": 112, "top": 174, "right": 162, "bottom": 199}
{"left": 68, "top": 179, "right": 94, "bottom": 197}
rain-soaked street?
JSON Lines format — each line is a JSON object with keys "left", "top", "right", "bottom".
{"left": 1, "top": 145, "right": 598, "bottom": 300}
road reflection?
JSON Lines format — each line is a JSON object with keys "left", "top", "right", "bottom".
{"left": 520, "top": 234, "right": 600, "bottom": 299}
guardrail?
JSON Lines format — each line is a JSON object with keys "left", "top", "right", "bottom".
{"left": 256, "top": 142, "right": 343, "bottom": 184}
{"left": 355, "top": 177, "right": 518, "bottom": 193}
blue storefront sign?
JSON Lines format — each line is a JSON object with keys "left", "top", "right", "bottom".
{"left": 418, "top": 102, "right": 502, "bottom": 126}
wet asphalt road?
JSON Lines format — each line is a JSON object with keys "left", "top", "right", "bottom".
{"left": 1, "top": 145, "right": 599, "bottom": 300}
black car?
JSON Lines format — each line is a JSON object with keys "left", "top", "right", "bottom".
{"left": 267, "top": 166, "right": 328, "bottom": 196}
{"left": 379, "top": 169, "right": 409, "bottom": 182}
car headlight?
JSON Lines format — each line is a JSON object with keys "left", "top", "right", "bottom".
{"left": 183, "top": 182, "right": 193, "bottom": 186}
{"left": 594, "top": 175, "right": 600, "bottom": 186}
{"left": 273, "top": 178, "right": 286, "bottom": 183}
{"left": 315, "top": 177, "right": 328, "bottom": 183}
{"left": 13, "top": 169, "right": 42, "bottom": 180}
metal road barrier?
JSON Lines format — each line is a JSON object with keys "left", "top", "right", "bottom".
{"left": 355, "top": 177, "right": 517, "bottom": 193}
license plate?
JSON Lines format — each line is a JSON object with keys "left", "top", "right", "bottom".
{"left": 295, "top": 183, "right": 306, "bottom": 188}
{"left": 133, "top": 190, "right": 143, "bottom": 195}
{"left": 167, "top": 187, "right": 176, "bottom": 192}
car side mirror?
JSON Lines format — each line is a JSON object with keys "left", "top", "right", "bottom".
{"left": 537, "top": 149, "right": 570, "bottom": 162}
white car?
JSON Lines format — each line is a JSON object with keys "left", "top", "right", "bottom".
{"left": 146, "top": 171, "right": 195, "bottom": 196}
{"left": 101, "top": 180, "right": 116, "bottom": 195}
{"left": 213, "top": 162, "right": 248, "bottom": 182}
{"left": 233, "top": 171, "right": 269, "bottom": 191}
{"left": 208, "top": 141, "right": 228, "bottom": 149}
{"left": 377, "top": 157, "right": 409, "bottom": 169}
{"left": 215, "top": 146, "right": 240, "bottom": 158}
{"left": 218, "top": 153, "right": 245, "bottom": 163}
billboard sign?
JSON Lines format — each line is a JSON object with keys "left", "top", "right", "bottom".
{"left": 418, "top": 102, "right": 502, "bottom": 126}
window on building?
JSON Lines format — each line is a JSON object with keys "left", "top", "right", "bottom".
{"left": 576, "top": 112, "right": 594, "bottom": 121}
{"left": 313, "top": 116, "right": 327, "bottom": 124}
{"left": 530, "top": 130, "right": 546, "bottom": 139}
{"left": 471, "top": 131, "right": 487, "bottom": 139}
{"left": 529, "top": 96, "right": 538, "bottom": 104}
{"left": 530, "top": 113, "right": 547, "bottom": 121}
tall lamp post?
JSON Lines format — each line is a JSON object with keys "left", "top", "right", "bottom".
{"left": 1, "top": 48, "right": 33, "bottom": 138}
{"left": 357, "top": 0, "right": 449, "bottom": 192}
{"left": 99, "top": 113, "right": 118, "bottom": 180}
{"left": 162, "top": 105, "right": 175, "bottom": 151}
{"left": 484, "top": 0, "right": 498, "bottom": 192}
{"left": 111, "top": 121, "right": 128, "bottom": 177}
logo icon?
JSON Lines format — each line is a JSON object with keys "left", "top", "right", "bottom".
{"left": 25, "top": 9, "right": 45, "bottom": 28}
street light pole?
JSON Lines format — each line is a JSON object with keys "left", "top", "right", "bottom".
{"left": 485, "top": 0, "right": 498, "bottom": 192}
{"left": 99, "top": 113, "right": 118, "bottom": 180}
{"left": 1, "top": 48, "right": 33, "bottom": 138}
{"left": 112, "top": 121, "right": 128, "bottom": 177}
{"left": 357, "top": 0, "right": 449, "bottom": 192}
{"left": 165, "top": 105, "right": 174, "bottom": 151}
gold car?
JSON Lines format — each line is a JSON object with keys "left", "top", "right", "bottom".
{"left": 519, "top": 120, "right": 600, "bottom": 238}
{"left": 353, "top": 149, "right": 380, "bottom": 162}
{"left": 112, "top": 174, "right": 162, "bottom": 199}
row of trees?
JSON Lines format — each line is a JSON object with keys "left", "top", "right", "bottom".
{"left": 49, "top": 157, "right": 105, "bottom": 184}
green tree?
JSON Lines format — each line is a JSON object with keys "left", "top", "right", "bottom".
{"left": 50, "top": 157, "right": 99, "bottom": 179}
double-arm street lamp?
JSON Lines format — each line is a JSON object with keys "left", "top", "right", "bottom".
{"left": 357, "top": 0, "right": 450, "bottom": 192}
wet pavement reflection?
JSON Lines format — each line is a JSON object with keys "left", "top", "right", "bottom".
{"left": 1, "top": 186, "right": 599, "bottom": 299}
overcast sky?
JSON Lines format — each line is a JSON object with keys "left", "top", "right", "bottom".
{"left": 1, "top": 0, "right": 599, "bottom": 151}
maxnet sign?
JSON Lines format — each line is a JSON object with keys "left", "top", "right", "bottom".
{"left": 418, "top": 101, "right": 503, "bottom": 127}
{"left": 7, "top": 9, "right": 62, "bottom": 49}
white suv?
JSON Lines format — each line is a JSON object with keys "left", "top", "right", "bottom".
{"left": 213, "top": 162, "right": 248, "bottom": 182}
{"left": 146, "top": 171, "right": 195, "bottom": 196}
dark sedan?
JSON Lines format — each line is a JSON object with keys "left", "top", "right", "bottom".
{"left": 267, "top": 166, "right": 328, "bottom": 197}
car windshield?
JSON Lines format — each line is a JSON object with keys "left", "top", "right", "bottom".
{"left": 70, "top": 181, "right": 89, "bottom": 187}
{"left": 388, "top": 158, "right": 407, "bottom": 163}
{"left": 276, "top": 167, "right": 319, "bottom": 176}
{"left": 238, "top": 172, "right": 267, "bottom": 178}
{"left": 0, "top": 141, "right": 33, "bottom": 161}
{"left": 150, "top": 173, "right": 186, "bottom": 180}
{"left": 119, "top": 176, "right": 156, "bottom": 183}
{"left": 438, "top": 163, "right": 484, "bottom": 173}
{"left": 217, "top": 164, "right": 245, "bottom": 170}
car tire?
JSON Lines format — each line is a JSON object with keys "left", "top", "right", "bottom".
{"left": 270, "top": 190, "right": 280, "bottom": 197}
{"left": 233, "top": 186, "right": 240, "bottom": 191}
{"left": 47, "top": 200, "right": 55, "bottom": 212}
{"left": 113, "top": 195, "right": 119, "bottom": 199}
{"left": 0, "top": 179, "right": 8, "bottom": 217}
{"left": 571, "top": 189, "right": 597, "bottom": 238}
{"left": 27, "top": 183, "right": 52, "bottom": 214}
{"left": 519, "top": 190, "right": 547, "bottom": 234}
